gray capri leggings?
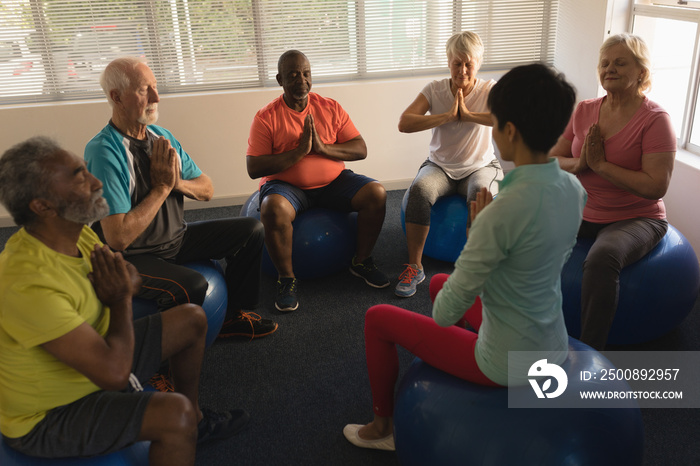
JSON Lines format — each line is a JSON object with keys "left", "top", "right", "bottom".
{"left": 404, "top": 159, "right": 503, "bottom": 226}
{"left": 578, "top": 217, "right": 668, "bottom": 350}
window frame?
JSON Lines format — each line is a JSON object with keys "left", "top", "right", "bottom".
{"left": 631, "top": 3, "right": 700, "bottom": 154}
{"left": 0, "top": 0, "right": 559, "bottom": 106}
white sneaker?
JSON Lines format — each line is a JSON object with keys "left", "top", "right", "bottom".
{"left": 342, "top": 424, "right": 395, "bottom": 451}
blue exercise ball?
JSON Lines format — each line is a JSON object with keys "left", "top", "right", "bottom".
{"left": 0, "top": 438, "right": 149, "bottom": 466}
{"left": 241, "top": 191, "right": 358, "bottom": 279}
{"left": 400, "top": 191, "right": 469, "bottom": 263}
{"left": 393, "top": 337, "right": 643, "bottom": 466}
{"left": 132, "top": 260, "right": 227, "bottom": 347}
{"left": 561, "top": 224, "right": 700, "bottom": 345}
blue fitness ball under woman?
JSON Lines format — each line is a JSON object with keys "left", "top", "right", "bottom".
{"left": 395, "top": 31, "right": 504, "bottom": 298}
{"left": 343, "top": 63, "right": 587, "bottom": 451}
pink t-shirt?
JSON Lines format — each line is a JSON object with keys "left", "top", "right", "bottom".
{"left": 247, "top": 93, "right": 360, "bottom": 190}
{"left": 563, "top": 97, "right": 676, "bottom": 223}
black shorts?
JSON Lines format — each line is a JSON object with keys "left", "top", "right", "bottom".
{"left": 3, "top": 314, "right": 163, "bottom": 458}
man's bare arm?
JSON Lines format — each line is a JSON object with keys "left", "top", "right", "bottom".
{"left": 41, "top": 246, "right": 139, "bottom": 390}
{"left": 246, "top": 116, "right": 313, "bottom": 179}
{"left": 175, "top": 173, "right": 213, "bottom": 201}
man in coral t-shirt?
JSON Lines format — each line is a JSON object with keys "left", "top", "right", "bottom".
{"left": 247, "top": 50, "right": 389, "bottom": 312}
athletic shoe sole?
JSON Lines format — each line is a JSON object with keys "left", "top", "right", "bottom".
{"left": 218, "top": 323, "right": 279, "bottom": 339}
{"left": 394, "top": 274, "right": 426, "bottom": 297}
{"left": 349, "top": 268, "right": 391, "bottom": 289}
{"left": 275, "top": 302, "right": 299, "bottom": 312}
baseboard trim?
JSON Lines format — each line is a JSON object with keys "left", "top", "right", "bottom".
{"left": 0, "top": 179, "right": 413, "bottom": 227}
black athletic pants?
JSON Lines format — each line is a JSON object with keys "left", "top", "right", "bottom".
{"left": 126, "top": 217, "right": 264, "bottom": 319}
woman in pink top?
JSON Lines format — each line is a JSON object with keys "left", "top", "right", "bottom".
{"left": 550, "top": 33, "right": 676, "bottom": 350}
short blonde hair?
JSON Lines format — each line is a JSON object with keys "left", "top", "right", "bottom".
{"left": 100, "top": 56, "right": 147, "bottom": 107}
{"left": 599, "top": 33, "right": 651, "bottom": 94}
{"left": 445, "top": 31, "right": 484, "bottom": 63}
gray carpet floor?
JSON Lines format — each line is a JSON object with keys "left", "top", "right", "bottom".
{"left": 1, "top": 189, "right": 699, "bottom": 465}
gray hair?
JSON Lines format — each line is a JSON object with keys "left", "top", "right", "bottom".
{"left": 446, "top": 31, "right": 484, "bottom": 63}
{"left": 100, "top": 56, "right": 146, "bottom": 107}
{"left": 0, "top": 136, "right": 62, "bottom": 226}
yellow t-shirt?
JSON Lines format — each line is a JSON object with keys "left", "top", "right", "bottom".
{"left": 0, "top": 226, "right": 109, "bottom": 438}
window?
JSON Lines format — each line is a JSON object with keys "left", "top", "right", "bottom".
{"left": 631, "top": 2, "right": 700, "bottom": 153}
{"left": 0, "top": 0, "right": 558, "bottom": 105}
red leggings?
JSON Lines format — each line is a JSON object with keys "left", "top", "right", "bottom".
{"left": 364, "top": 273, "right": 499, "bottom": 417}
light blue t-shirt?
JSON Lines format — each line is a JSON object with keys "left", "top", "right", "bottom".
{"left": 84, "top": 122, "right": 202, "bottom": 259}
{"left": 432, "top": 158, "right": 587, "bottom": 385}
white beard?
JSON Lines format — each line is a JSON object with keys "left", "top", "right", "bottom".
{"left": 59, "top": 191, "right": 110, "bottom": 225}
{"left": 137, "top": 106, "right": 159, "bottom": 126}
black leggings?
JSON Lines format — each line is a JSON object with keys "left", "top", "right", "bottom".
{"left": 127, "top": 217, "right": 264, "bottom": 318}
{"left": 578, "top": 217, "right": 668, "bottom": 349}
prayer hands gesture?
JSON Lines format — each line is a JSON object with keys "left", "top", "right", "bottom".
{"left": 470, "top": 187, "right": 493, "bottom": 223}
{"left": 467, "top": 187, "right": 493, "bottom": 236}
{"left": 448, "top": 88, "right": 462, "bottom": 122}
{"left": 150, "top": 136, "right": 179, "bottom": 191}
{"left": 299, "top": 114, "right": 327, "bottom": 156}
{"left": 89, "top": 244, "right": 142, "bottom": 308}
{"left": 583, "top": 123, "right": 606, "bottom": 172}
{"left": 448, "top": 88, "right": 471, "bottom": 122}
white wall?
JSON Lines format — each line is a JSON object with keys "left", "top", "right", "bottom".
{"left": 1, "top": 0, "right": 699, "bottom": 255}
{"left": 0, "top": 73, "right": 467, "bottom": 225}
{"left": 664, "top": 153, "right": 700, "bottom": 249}
{"left": 554, "top": 0, "right": 610, "bottom": 100}
{"left": 553, "top": 0, "right": 633, "bottom": 99}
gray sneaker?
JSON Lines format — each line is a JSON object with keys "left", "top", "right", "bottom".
{"left": 275, "top": 277, "right": 299, "bottom": 312}
{"left": 394, "top": 264, "right": 425, "bottom": 297}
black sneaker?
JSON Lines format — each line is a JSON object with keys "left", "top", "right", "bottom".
{"left": 197, "top": 408, "right": 250, "bottom": 445}
{"left": 276, "top": 277, "right": 299, "bottom": 312}
{"left": 349, "top": 256, "right": 390, "bottom": 288}
{"left": 218, "top": 312, "right": 279, "bottom": 340}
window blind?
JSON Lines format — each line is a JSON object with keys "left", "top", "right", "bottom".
{"left": 0, "top": 0, "right": 558, "bottom": 105}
